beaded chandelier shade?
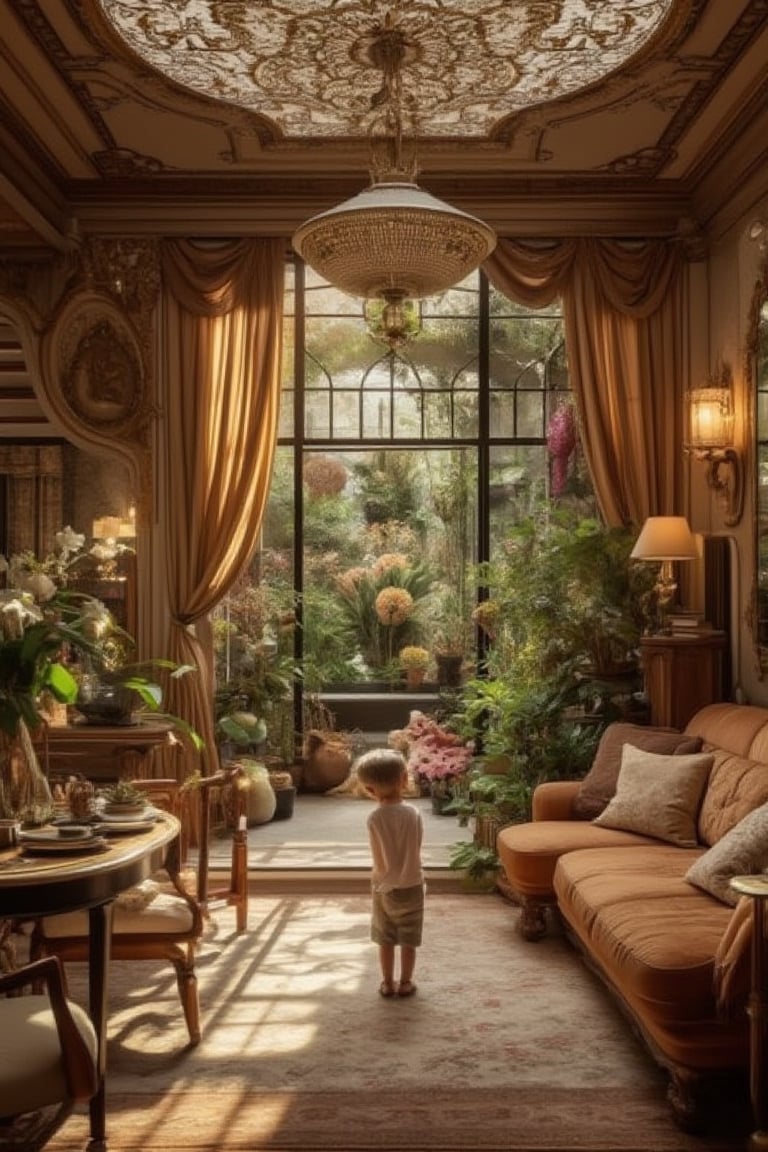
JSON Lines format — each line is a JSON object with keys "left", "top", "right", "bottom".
{"left": 292, "top": 10, "right": 496, "bottom": 301}
{"left": 293, "top": 181, "right": 496, "bottom": 302}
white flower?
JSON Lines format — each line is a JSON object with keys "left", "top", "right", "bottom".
{"left": 90, "top": 541, "right": 118, "bottom": 562}
{"left": 0, "top": 595, "right": 42, "bottom": 640}
{"left": 55, "top": 526, "right": 86, "bottom": 557}
{"left": 21, "top": 571, "right": 57, "bottom": 603}
{"left": 79, "top": 598, "right": 111, "bottom": 639}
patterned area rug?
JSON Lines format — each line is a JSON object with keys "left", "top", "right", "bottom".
{"left": 46, "top": 892, "right": 747, "bottom": 1151}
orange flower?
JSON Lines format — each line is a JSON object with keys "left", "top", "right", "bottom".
{"left": 372, "top": 553, "right": 409, "bottom": 577}
{"left": 375, "top": 587, "right": 414, "bottom": 627}
{"left": 335, "top": 567, "right": 368, "bottom": 597}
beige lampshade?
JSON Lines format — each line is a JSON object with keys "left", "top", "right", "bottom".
{"left": 630, "top": 516, "right": 699, "bottom": 561}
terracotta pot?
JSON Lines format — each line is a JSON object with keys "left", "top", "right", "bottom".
{"left": 301, "top": 730, "right": 352, "bottom": 793}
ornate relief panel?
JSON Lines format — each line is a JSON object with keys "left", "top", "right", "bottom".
{"left": 42, "top": 293, "right": 154, "bottom": 452}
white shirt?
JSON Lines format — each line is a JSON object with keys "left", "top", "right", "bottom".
{"left": 366, "top": 801, "right": 424, "bottom": 893}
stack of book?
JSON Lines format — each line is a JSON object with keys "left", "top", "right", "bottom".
{"left": 665, "top": 611, "right": 713, "bottom": 635}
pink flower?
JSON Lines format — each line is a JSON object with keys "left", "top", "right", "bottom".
{"left": 546, "top": 403, "right": 577, "bottom": 496}
{"left": 395, "top": 710, "right": 474, "bottom": 782}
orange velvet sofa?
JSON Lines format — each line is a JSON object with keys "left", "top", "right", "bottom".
{"left": 496, "top": 703, "right": 768, "bottom": 1131}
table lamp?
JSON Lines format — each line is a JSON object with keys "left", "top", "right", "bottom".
{"left": 630, "top": 516, "right": 699, "bottom": 633}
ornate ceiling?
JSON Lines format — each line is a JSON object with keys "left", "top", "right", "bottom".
{"left": 0, "top": 0, "right": 767, "bottom": 254}
{"left": 97, "top": 1, "right": 676, "bottom": 138}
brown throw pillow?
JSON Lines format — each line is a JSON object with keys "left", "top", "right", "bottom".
{"left": 686, "top": 802, "right": 768, "bottom": 906}
{"left": 593, "top": 744, "right": 713, "bottom": 847}
{"left": 573, "top": 722, "right": 703, "bottom": 819}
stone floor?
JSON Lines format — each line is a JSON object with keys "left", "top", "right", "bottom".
{"left": 211, "top": 793, "right": 472, "bottom": 874}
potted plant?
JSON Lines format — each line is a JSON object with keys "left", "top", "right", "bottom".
{"left": 0, "top": 586, "right": 112, "bottom": 824}
{"left": 0, "top": 527, "right": 203, "bottom": 825}
{"left": 215, "top": 699, "right": 268, "bottom": 759}
{"left": 392, "top": 709, "right": 474, "bottom": 812}
{"left": 399, "top": 645, "right": 430, "bottom": 689}
{"left": 225, "top": 757, "right": 276, "bottom": 826}
{"left": 448, "top": 759, "right": 537, "bottom": 889}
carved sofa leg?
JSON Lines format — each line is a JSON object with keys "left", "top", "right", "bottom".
{"left": 518, "top": 900, "right": 549, "bottom": 941}
{"left": 666, "top": 1071, "right": 706, "bottom": 1133}
{"left": 666, "top": 1067, "right": 749, "bottom": 1135}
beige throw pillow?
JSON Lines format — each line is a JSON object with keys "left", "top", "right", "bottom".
{"left": 572, "top": 723, "right": 703, "bottom": 819}
{"left": 685, "top": 802, "right": 768, "bottom": 906}
{"left": 593, "top": 744, "right": 714, "bottom": 847}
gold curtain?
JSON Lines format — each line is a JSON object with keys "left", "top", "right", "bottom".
{"left": 159, "top": 239, "right": 285, "bottom": 772}
{"left": 483, "top": 237, "right": 687, "bottom": 526}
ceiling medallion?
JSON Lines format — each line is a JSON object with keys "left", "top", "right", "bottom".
{"left": 292, "top": 10, "right": 496, "bottom": 303}
{"left": 97, "top": 1, "right": 676, "bottom": 140}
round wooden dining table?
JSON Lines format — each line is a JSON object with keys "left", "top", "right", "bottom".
{"left": 0, "top": 813, "right": 179, "bottom": 1150}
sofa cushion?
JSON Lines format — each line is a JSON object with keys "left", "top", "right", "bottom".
{"left": 554, "top": 845, "right": 745, "bottom": 1070}
{"left": 572, "top": 722, "right": 703, "bottom": 819}
{"left": 496, "top": 819, "right": 656, "bottom": 900}
{"left": 685, "top": 802, "right": 768, "bottom": 905}
{"left": 593, "top": 744, "right": 713, "bottom": 847}
{"left": 696, "top": 748, "right": 768, "bottom": 847}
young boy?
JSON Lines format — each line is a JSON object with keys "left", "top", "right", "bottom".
{"left": 355, "top": 748, "right": 425, "bottom": 998}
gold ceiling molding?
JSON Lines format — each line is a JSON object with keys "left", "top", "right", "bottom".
{"left": 97, "top": 0, "right": 677, "bottom": 140}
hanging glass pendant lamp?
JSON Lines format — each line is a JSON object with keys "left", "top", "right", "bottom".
{"left": 292, "top": 10, "right": 496, "bottom": 304}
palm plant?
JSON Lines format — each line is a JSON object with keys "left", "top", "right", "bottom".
{"left": 335, "top": 558, "right": 434, "bottom": 672}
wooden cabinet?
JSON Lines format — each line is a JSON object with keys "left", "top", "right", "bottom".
{"left": 639, "top": 632, "right": 728, "bottom": 730}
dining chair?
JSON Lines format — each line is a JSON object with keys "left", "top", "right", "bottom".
{"left": 30, "top": 767, "right": 250, "bottom": 1046}
{"left": 0, "top": 954, "right": 98, "bottom": 1151}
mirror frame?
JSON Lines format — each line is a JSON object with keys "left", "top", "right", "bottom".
{"left": 746, "top": 252, "right": 768, "bottom": 676}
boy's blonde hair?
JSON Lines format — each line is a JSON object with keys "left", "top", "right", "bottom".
{"left": 354, "top": 748, "right": 407, "bottom": 798}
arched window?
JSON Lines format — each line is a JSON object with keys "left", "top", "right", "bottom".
{"left": 214, "top": 261, "right": 593, "bottom": 761}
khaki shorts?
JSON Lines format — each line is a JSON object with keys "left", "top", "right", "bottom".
{"left": 371, "top": 884, "right": 425, "bottom": 947}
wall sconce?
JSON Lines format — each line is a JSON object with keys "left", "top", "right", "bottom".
{"left": 685, "top": 358, "right": 744, "bottom": 526}
{"left": 630, "top": 516, "right": 699, "bottom": 634}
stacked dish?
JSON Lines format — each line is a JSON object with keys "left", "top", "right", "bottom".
{"left": 18, "top": 826, "right": 108, "bottom": 855}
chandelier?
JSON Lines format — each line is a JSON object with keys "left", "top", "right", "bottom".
{"left": 292, "top": 10, "right": 496, "bottom": 307}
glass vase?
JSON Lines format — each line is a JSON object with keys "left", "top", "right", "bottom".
{"left": 0, "top": 718, "right": 54, "bottom": 827}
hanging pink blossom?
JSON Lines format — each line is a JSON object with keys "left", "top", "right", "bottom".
{"left": 546, "top": 403, "right": 577, "bottom": 496}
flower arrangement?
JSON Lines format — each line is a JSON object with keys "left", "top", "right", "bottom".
{"left": 398, "top": 645, "right": 429, "bottom": 670}
{"left": 0, "top": 525, "right": 131, "bottom": 600}
{"left": 0, "top": 527, "right": 201, "bottom": 824}
{"left": 0, "top": 575, "right": 113, "bottom": 824}
{"left": 0, "top": 588, "right": 110, "bottom": 738}
{"left": 390, "top": 710, "right": 474, "bottom": 796}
